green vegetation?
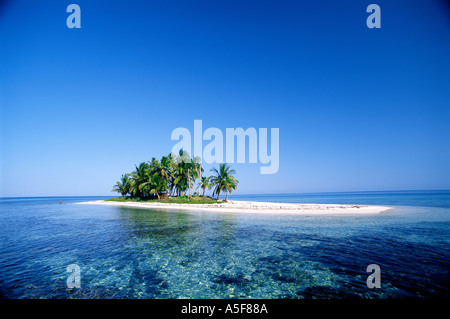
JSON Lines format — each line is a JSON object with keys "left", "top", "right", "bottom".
{"left": 210, "top": 164, "right": 239, "bottom": 201}
{"left": 111, "top": 150, "right": 239, "bottom": 202}
{"left": 106, "top": 195, "right": 221, "bottom": 204}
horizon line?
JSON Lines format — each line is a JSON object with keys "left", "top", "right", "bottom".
{"left": 1, "top": 189, "right": 449, "bottom": 199}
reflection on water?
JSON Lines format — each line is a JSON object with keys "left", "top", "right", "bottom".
{"left": 0, "top": 197, "right": 449, "bottom": 299}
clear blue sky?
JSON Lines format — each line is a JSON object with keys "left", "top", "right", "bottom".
{"left": 1, "top": 0, "right": 449, "bottom": 196}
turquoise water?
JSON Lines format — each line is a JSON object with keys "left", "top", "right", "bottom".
{"left": 0, "top": 191, "right": 449, "bottom": 299}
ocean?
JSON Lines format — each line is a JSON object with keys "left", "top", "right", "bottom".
{"left": 0, "top": 190, "right": 449, "bottom": 299}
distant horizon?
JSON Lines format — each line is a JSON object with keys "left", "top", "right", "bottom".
{"left": 1, "top": 188, "right": 449, "bottom": 199}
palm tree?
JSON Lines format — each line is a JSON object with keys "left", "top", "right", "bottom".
{"left": 113, "top": 154, "right": 239, "bottom": 201}
{"left": 210, "top": 163, "right": 237, "bottom": 200}
{"left": 223, "top": 175, "right": 239, "bottom": 201}
{"left": 197, "top": 164, "right": 204, "bottom": 194}
{"left": 151, "top": 158, "right": 169, "bottom": 186}
{"left": 112, "top": 174, "right": 130, "bottom": 197}
{"left": 173, "top": 150, "right": 190, "bottom": 196}
{"left": 162, "top": 153, "right": 176, "bottom": 196}
{"left": 173, "top": 164, "right": 187, "bottom": 196}
{"left": 200, "top": 176, "right": 211, "bottom": 196}
{"left": 139, "top": 173, "right": 167, "bottom": 200}
{"left": 188, "top": 156, "right": 202, "bottom": 197}
{"left": 130, "top": 158, "right": 170, "bottom": 200}
{"left": 129, "top": 162, "right": 150, "bottom": 198}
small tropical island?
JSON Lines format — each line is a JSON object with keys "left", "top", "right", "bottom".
{"left": 76, "top": 150, "right": 391, "bottom": 215}
{"left": 110, "top": 150, "right": 238, "bottom": 203}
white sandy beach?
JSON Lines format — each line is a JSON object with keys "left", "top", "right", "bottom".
{"left": 76, "top": 200, "right": 391, "bottom": 215}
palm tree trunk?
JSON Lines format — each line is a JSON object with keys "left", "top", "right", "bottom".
{"left": 187, "top": 168, "right": 192, "bottom": 197}
{"left": 197, "top": 163, "right": 202, "bottom": 195}
{"left": 225, "top": 190, "right": 229, "bottom": 201}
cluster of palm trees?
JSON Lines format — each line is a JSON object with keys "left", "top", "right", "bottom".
{"left": 112, "top": 150, "right": 239, "bottom": 201}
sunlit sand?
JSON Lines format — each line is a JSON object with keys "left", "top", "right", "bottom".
{"left": 76, "top": 200, "right": 391, "bottom": 215}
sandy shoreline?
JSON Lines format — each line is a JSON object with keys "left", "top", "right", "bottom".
{"left": 76, "top": 200, "right": 391, "bottom": 215}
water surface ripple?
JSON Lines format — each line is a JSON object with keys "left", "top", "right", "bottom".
{"left": 0, "top": 193, "right": 449, "bottom": 299}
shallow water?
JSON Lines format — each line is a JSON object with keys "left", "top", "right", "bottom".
{"left": 0, "top": 193, "right": 449, "bottom": 299}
